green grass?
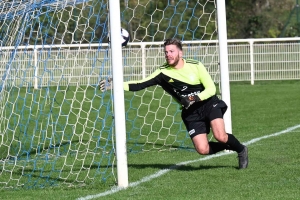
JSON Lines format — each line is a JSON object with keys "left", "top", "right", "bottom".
{"left": 1, "top": 80, "right": 300, "bottom": 199}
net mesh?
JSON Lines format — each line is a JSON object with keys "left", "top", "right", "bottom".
{"left": 0, "top": 0, "right": 219, "bottom": 189}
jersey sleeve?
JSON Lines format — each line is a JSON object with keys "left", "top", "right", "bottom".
{"left": 123, "top": 69, "right": 161, "bottom": 91}
{"left": 197, "top": 63, "right": 216, "bottom": 100}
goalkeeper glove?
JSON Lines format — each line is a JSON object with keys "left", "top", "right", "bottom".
{"left": 180, "top": 95, "right": 200, "bottom": 109}
{"left": 99, "top": 78, "right": 113, "bottom": 92}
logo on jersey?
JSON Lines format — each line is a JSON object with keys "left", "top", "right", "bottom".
{"left": 181, "top": 91, "right": 201, "bottom": 98}
{"left": 188, "top": 129, "right": 195, "bottom": 135}
{"left": 169, "top": 78, "right": 174, "bottom": 82}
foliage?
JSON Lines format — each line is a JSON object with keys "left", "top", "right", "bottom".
{"left": 283, "top": 22, "right": 300, "bottom": 37}
{"left": 226, "top": 0, "right": 297, "bottom": 38}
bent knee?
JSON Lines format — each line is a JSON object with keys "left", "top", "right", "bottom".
{"left": 195, "top": 146, "right": 210, "bottom": 155}
{"left": 214, "top": 133, "right": 228, "bottom": 143}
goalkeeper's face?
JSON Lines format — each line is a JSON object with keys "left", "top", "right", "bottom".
{"left": 164, "top": 45, "right": 183, "bottom": 68}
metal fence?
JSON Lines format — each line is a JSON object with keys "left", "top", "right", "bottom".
{"left": 0, "top": 37, "right": 300, "bottom": 88}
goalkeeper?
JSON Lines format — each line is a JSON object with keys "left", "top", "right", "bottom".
{"left": 100, "top": 38, "right": 248, "bottom": 169}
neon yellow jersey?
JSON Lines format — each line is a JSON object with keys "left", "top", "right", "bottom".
{"left": 123, "top": 59, "right": 216, "bottom": 103}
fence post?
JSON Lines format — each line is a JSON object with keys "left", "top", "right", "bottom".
{"left": 141, "top": 43, "right": 146, "bottom": 79}
{"left": 249, "top": 40, "right": 254, "bottom": 85}
{"left": 34, "top": 48, "right": 38, "bottom": 89}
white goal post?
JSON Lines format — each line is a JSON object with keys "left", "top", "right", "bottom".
{"left": 216, "top": 0, "right": 232, "bottom": 135}
{"left": 108, "top": 0, "right": 129, "bottom": 188}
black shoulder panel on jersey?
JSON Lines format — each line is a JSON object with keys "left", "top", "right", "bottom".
{"left": 186, "top": 59, "right": 199, "bottom": 64}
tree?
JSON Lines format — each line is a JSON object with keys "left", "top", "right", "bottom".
{"left": 225, "top": 0, "right": 295, "bottom": 38}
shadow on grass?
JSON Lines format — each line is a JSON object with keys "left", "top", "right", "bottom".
{"left": 127, "top": 163, "right": 235, "bottom": 171}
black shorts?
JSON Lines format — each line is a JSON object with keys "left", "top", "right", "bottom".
{"left": 181, "top": 96, "right": 227, "bottom": 138}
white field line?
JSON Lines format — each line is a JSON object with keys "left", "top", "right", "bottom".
{"left": 77, "top": 124, "right": 300, "bottom": 200}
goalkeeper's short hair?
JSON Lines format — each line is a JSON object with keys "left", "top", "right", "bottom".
{"left": 163, "top": 38, "right": 182, "bottom": 50}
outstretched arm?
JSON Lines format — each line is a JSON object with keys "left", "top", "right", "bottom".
{"left": 123, "top": 70, "right": 161, "bottom": 91}
{"left": 100, "top": 69, "right": 161, "bottom": 92}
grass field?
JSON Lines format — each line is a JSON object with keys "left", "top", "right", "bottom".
{"left": 1, "top": 80, "right": 300, "bottom": 200}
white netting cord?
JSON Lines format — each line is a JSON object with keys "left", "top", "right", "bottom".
{"left": 0, "top": 0, "right": 220, "bottom": 189}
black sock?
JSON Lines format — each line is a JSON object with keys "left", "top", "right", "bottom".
{"left": 226, "top": 133, "right": 244, "bottom": 153}
{"left": 208, "top": 141, "right": 230, "bottom": 154}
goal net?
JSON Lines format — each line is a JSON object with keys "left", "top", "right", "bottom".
{"left": 0, "top": 0, "right": 221, "bottom": 189}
